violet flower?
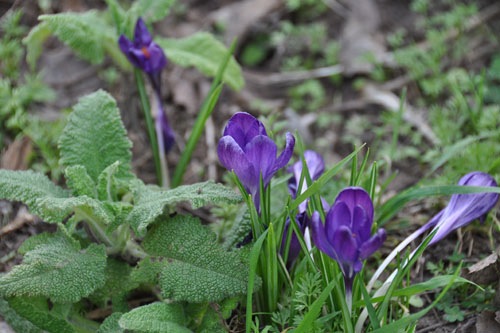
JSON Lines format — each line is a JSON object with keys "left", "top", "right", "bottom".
{"left": 118, "top": 18, "right": 167, "bottom": 76}
{"left": 119, "top": 18, "right": 174, "bottom": 154}
{"left": 368, "top": 171, "right": 499, "bottom": 292}
{"left": 426, "top": 171, "right": 499, "bottom": 245}
{"left": 281, "top": 150, "right": 326, "bottom": 265}
{"left": 217, "top": 112, "right": 295, "bottom": 210}
{"left": 311, "top": 187, "right": 386, "bottom": 311}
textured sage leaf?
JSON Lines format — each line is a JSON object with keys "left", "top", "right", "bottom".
{"left": 23, "top": 21, "right": 52, "bottom": 70}
{"left": 119, "top": 302, "right": 191, "bottom": 332}
{"left": 157, "top": 33, "right": 244, "bottom": 91}
{"left": 64, "top": 165, "right": 97, "bottom": 198}
{"left": 7, "top": 297, "right": 75, "bottom": 333}
{"left": 0, "top": 169, "right": 69, "bottom": 218}
{"left": 143, "top": 215, "right": 249, "bottom": 302}
{"left": 38, "top": 11, "right": 115, "bottom": 64}
{"left": 97, "top": 312, "right": 124, "bottom": 333}
{"left": 127, "top": 180, "right": 241, "bottom": 236}
{"left": 59, "top": 90, "right": 133, "bottom": 182}
{"left": 97, "top": 161, "right": 121, "bottom": 201}
{"left": 129, "top": 0, "right": 176, "bottom": 22}
{"left": 36, "top": 195, "right": 114, "bottom": 225}
{"left": 0, "top": 297, "right": 44, "bottom": 333}
{"left": 0, "top": 242, "right": 107, "bottom": 303}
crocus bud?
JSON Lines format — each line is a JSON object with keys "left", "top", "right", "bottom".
{"left": 428, "top": 171, "right": 498, "bottom": 245}
{"left": 217, "top": 112, "right": 295, "bottom": 210}
{"left": 118, "top": 18, "right": 167, "bottom": 75}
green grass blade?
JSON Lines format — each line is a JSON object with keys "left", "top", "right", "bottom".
{"left": 246, "top": 229, "right": 268, "bottom": 333}
{"left": 172, "top": 39, "right": 237, "bottom": 187}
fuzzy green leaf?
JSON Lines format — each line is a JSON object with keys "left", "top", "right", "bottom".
{"left": 97, "top": 161, "right": 120, "bottom": 201}
{"left": 23, "top": 21, "right": 52, "bottom": 70}
{"left": 118, "top": 302, "right": 191, "bottom": 332}
{"left": 97, "top": 312, "right": 124, "bottom": 333}
{"left": 59, "top": 90, "right": 133, "bottom": 182}
{"left": 129, "top": 0, "right": 176, "bottom": 22}
{"left": 36, "top": 196, "right": 114, "bottom": 225}
{"left": 0, "top": 297, "right": 44, "bottom": 333}
{"left": 130, "top": 257, "right": 164, "bottom": 286}
{"left": 7, "top": 297, "right": 75, "bottom": 333}
{"left": 157, "top": 33, "right": 244, "bottom": 90}
{"left": 143, "top": 215, "right": 249, "bottom": 302}
{"left": 0, "top": 169, "right": 69, "bottom": 218}
{"left": 0, "top": 242, "right": 107, "bottom": 303}
{"left": 127, "top": 180, "right": 241, "bottom": 236}
{"left": 65, "top": 165, "right": 97, "bottom": 198}
{"left": 38, "top": 11, "right": 115, "bottom": 64}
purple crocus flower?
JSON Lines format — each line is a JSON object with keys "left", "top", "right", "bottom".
{"left": 217, "top": 112, "right": 295, "bottom": 210}
{"left": 426, "top": 171, "right": 499, "bottom": 245}
{"left": 118, "top": 18, "right": 167, "bottom": 76}
{"left": 119, "top": 18, "right": 174, "bottom": 154}
{"left": 281, "top": 150, "right": 326, "bottom": 265}
{"left": 311, "top": 187, "right": 386, "bottom": 310}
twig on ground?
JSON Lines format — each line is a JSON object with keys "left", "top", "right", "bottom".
{"left": 0, "top": 206, "right": 34, "bottom": 237}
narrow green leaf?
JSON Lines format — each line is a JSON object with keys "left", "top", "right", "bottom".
{"left": 0, "top": 169, "right": 69, "bottom": 217}
{"left": 118, "top": 302, "right": 191, "bottom": 333}
{"left": 0, "top": 242, "right": 107, "bottom": 303}
{"left": 127, "top": 180, "right": 241, "bottom": 236}
{"left": 143, "top": 215, "right": 249, "bottom": 302}
{"left": 65, "top": 165, "right": 97, "bottom": 198}
{"left": 59, "top": 90, "right": 133, "bottom": 182}
{"left": 378, "top": 185, "right": 500, "bottom": 226}
{"left": 157, "top": 33, "right": 244, "bottom": 90}
{"left": 294, "top": 279, "right": 337, "bottom": 333}
{"left": 39, "top": 11, "right": 115, "bottom": 64}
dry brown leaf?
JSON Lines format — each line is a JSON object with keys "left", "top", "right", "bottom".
{"left": 0, "top": 137, "right": 33, "bottom": 171}
{"left": 464, "top": 248, "right": 500, "bottom": 285}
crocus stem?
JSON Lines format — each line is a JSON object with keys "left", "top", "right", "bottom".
{"left": 134, "top": 69, "right": 162, "bottom": 186}
{"left": 345, "top": 277, "right": 353, "bottom": 314}
{"left": 152, "top": 94, "right": 170, "bottom": 188}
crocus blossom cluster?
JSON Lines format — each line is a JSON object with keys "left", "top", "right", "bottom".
{"left": 311, "top": 187, "right": 386, "bottom": 309}
{"left": 118, "top": 18, "right": 174, "bottom": 153}
{"left": 217, "top": 112, "right": 295, "bottom": 210}
{"left": 281, "top": 150, "right": 326, "bottom": 264}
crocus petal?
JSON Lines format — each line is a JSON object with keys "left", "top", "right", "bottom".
{"left": 273, "top": 132, "right": 295, "bottom": 174}
{"left": 118, "top": 35, "right": 142, "bottom": 69}
{"left": 223, "top": 112, "right": 267, "bottom": 148}
{"left": 288, "top": 150, "right": 325, "bottom": 198}
{"left": 143, "top": 44, "right": 167, "bottom": 73}
{"left": 353, "top": 205, "right": 370, "bottom": 243}
{"left": 359, "top": 229, "right": 386, "bottom": 260}
{"left": 310, "top": 212, "right": 337, "bottom": 260}
{"left": 217, "top": 136, "right": 258, "bottom": 194}
{"left": 245, "top": 135, "right": 278, "bottom": 186}
{"left": 326, "top": 201, "right": 351, "bottom": 242}
{"left": 134, "top": 18, "right": 152, "bottom": 45}
{"left": 430, "top": 172, "right": 498, "bottom": 245}
{"left": 335, "top": 187, "right": 374, "bottom": 221}
{"left": 333, "top": 226, "right": 358, "bottom": 263}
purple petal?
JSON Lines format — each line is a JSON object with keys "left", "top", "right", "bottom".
{"left": 310, "top": 211, "right": 337, "bottom": 260}
{"left": 335, "top": 187, "right": 374, "bottom": 221}
{"left": 273, "top": 132, "right": 295, "bottom": 173}
{"left": 303, "top": 150, "right": 325, "bottom": 181}
{"left": 142, "top": 44, "right": 167, "bottom": 74}
{"left": 359, "top": 228, "right": 386, "bottom": 260}
{"left": 326, "top": 201, "right": 350, "bottom": 242}
{"left": 134, "top": 18, "right": 152, "bottom": 46}
{"left": 156, "top": 107, "right": 175, "bottom": 153}
{"left": 353, "top": 205, "right": 370, "bottom": 243}
{"left": 217, "top": 136, "right": 258, "bottom": 195}
{"left": 223, "top": 112, "right": 267, "bottom": 148}
{"left": 430, "top": 172, "right": 498, "bottom": 245}
{"left": 333, "top": 226, "right": 358, "bottom": 263}
{"left": 244, "top": 135, "right": 278, "bottom": 187}
{"left": 118, "top": 35, "right": 142, "bottom": 69}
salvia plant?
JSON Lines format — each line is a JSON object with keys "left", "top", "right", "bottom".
{"left": 2, "top": 1, "right": 500, "bottom": 333}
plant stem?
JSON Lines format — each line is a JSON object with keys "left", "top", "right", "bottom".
{"left": 134, "top": 69, "right": 162, "bottom": 186}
